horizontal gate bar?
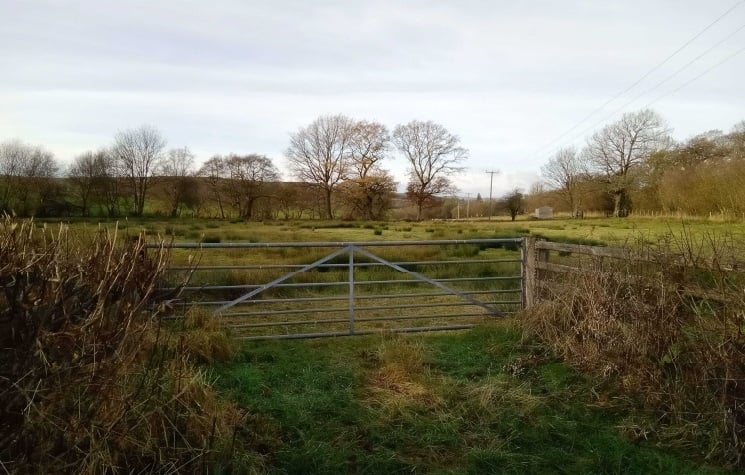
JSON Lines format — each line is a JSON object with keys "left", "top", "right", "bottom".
{"left": 162, "top": 275, "right": 522, "bottom": 292}
{"left": 168, "top": 289, "right": 522, "bottom": 307}
{"left": 221, "top": 300, "right": 523, "bottom": 318}
{"left": 150, "top": 238, "right": 523, "bottom": 249}
{"left": 235, "top": 324, "right": 478, "bottom": 341}
{"left": 167, "top": 258, "right": 522, "bottom": 271}
{"left": 228, "top": 312, "right": 498, "bottom": 329}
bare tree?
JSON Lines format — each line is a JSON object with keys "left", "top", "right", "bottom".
{"left": 223, "top": 154, "right": 279, "bottom": 220}
{"left": 158, "top": 147, "right": 196, "bottom": 217}
{"left": 68, "top": 149, "right": 113, "bottom": 216}
{"left": 728, "top": 121, "right": 745, "bottom": 160}
{"left": 0, "top": 140, "right": 59, "bottom": 215}
{"left": 112, "top": 125, "right": 167, "bottom": 216}
{"left": 392, "top": 120, "right": 468, "bottom": 221}
{"left": 541, "top": 146, "right": 587, "bottom": 218}
{"left": 585, "top": 109, "right": 670, "bottom": 217}
{"left": 0, "top": 140, "right": 28, "bottom": 211}
{"left": 198, "top": 156, "right": 229, "bottom": 219}
{"left": 286, "top": 114, "right": 354, "bottom": 219}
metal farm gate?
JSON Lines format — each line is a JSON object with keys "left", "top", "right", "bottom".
{"left": 156, "top": 238, "right": 525, "bottom": 340}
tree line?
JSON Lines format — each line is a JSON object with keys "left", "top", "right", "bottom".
{"left": 535, "top": 109, "right": 745, "bottom": 218}
{"left": 8, "top": 109, "right": 740, "bottom": 221}
{"left": 0, "top": 116, "right": 468, "bottom": 220}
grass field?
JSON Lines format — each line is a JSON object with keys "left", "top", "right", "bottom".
{"left": 214, "top": 321, "right": 727, "bottom": 474}
{"left": 53, "top": 214, "right": 745, "bottom": 248}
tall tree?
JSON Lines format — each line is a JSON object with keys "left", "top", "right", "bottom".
{"left": 112, "top": 125, "right": 167, "bottom": 216}
{"left": 541, "top": 146, "right": 586, "bottom": 218}
{"left": 343, "top": 120, "right": 395, "bottom": 219}
{"left": 585, "top": 109, "right": 670, "bottom": 217}
{"left": 392, "top": 120, "right": 468, "bottom": 221}
{"left": 158, "top": 147, "right": 196, "bottom": 217}
{"left": 198, "top": 156, "right": 228, "bottom": 219}
{"left": 286, "top": 114, "right": 354, "bottom": 219}
{"left": 349, "top": 120, "right": 389, "bottom": 178}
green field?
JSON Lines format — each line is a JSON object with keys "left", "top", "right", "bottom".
{"left": 54, "top": 214, "right": 745, "bottom": 246}
{"left": 215, "top": 322, "right": 726, "bottom": 474}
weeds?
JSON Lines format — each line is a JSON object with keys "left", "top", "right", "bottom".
{"left": 0, "top": 218, "right": 251, "bottom": 473}
{"left": 523, "top": 229, "right": 745, "bottom": 467}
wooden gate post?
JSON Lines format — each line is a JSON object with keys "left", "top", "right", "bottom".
{"left": 522, "top": 236, "right": 546, "bottom": 309}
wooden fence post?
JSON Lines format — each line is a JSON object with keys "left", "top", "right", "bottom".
{"left": 522, "top": 236, "right": 547, "bottom": 309}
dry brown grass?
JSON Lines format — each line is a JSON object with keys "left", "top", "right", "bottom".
{"left": 363, "top": 337, "right": 444, "bottom": 416}
{"left": 522, "top": 229, "right": 745, "bottom": 467}
{"left": 0, "top": 219, "right": 249, "bottom": 474}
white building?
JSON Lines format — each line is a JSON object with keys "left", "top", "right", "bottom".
{"left": 534, "top": 206, "right": 553, "bottom": 219}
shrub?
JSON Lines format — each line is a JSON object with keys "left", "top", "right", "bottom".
{"left": 522, "top": 231, "right": 745, "bottom": 467}
{"left": 202, "top": 235, "right": 221, "bottom": 243}
{"left": 0, "top": 219, "right": 251, "bottom": 473}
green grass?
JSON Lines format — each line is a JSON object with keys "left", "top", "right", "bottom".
{"left": 48, "top": 215, "right": 745, "bottom": 250}
{"left": 213, "top": 322, "right": 727, "bottom": 474}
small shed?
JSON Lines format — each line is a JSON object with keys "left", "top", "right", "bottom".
{"left": 534, "top": 206, "right": 553, "bottom": 219}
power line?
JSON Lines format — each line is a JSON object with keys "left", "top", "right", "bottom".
{"left": 547, "top": 22, "right": 745, "bottom": 152}
{"left": 524, "top": 0, "right": 745, "bottom": 161}
{"left": 644, "top": 43, "right": 745, "bottom": 108}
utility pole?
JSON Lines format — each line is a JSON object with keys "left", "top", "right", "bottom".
{"left": 485, "top": 170, "right": 500, "bottom": 220}
{"left": 465, "top": 192, "right": 471, "bottom": 219}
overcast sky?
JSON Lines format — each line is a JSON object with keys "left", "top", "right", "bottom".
{"left": 2, "top": 0, "right": 744, "bottom": 197}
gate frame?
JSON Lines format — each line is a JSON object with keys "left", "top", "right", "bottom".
{"left": 155, "top": 238, "right": 525, "bottom": 339}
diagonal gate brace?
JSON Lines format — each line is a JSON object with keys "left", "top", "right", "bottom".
{"left": 213, "top": 245, "right": 351, "bottom": 315}
{"left": 352, "top": 246, "right": 506, "bottom": 317}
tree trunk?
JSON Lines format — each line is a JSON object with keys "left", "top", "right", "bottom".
{"left": 613, "top": 192, "right": 622, "bottom": 218}
{"left": 325, "top": 187, "right": 333, "bottom": 219}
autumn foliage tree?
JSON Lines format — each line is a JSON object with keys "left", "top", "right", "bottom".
{"left": 341, "top": 121, "right": 396, "bottom": 220}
